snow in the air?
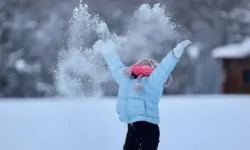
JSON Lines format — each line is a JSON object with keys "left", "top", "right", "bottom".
{"left": 0, "top": 95, "right": 250, "bottom": 150}
{"left": 55, "top": 3, "right": 180, "bottom": 97}
{"left": 187, "top": 44, "right": 200, "bottom": 60}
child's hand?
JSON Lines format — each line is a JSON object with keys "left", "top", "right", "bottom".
{"left": 96, "top": 22, "right": 110, "bottom": 41}
{"left": 178, "top": 40, "right": 192, "bottom": 48}
{"left": 94, "top": 39, "right": 116, "bottom": 54}
{"left": 173, "top": 40, "right": 192, "bottom": 58}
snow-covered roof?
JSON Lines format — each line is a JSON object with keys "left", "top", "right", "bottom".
{"left": 212, "top": 38, "right": 250, "bottom": 59}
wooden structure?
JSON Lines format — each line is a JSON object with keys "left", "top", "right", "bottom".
{"left": 222, "top": 57, "right": 250, "bottom": 93}
{"left": 212, "top": 39, "right": 250, "bottom": 94}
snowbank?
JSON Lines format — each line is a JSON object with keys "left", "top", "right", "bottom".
{"left": 0, "top": 95, "right": 250, "bottom": 150}
{"left": 212, "top": 38, "right": 250, "bottom": 59}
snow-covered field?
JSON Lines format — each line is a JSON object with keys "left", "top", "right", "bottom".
{"left": 0, "top": 95, "right": 250, "bottom": 150}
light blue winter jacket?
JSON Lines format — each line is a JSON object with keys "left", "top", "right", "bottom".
{"left": 101, "top": 45, "right": 180, "bottom": 125}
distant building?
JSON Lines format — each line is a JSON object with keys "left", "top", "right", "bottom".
{"left": 212, "top": 38, "right": 250, "bottom": 94}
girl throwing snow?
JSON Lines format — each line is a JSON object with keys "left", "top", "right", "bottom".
{"left": 95, "top": 39, "right": 191, "bottom": 150}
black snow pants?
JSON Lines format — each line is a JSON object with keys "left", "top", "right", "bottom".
{"left": 123, "top": 121, "right": 160, "bottom": 150}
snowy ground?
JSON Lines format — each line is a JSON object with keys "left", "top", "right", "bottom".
{"left": 0, "top": 95, "right": 250, "bottom": 150}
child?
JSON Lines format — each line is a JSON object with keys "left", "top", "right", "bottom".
{"left": 95, "top": 39, "right": 191, "bottom": 150}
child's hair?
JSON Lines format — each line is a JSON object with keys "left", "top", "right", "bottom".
{"left": 135, "top": 59, "right": 159, "bottom": 68}
{"left": 148, "top": 59, "right": 158, "bottom": 68}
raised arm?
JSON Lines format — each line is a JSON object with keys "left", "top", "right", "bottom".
{"left": 94, "top": 40, "right": 126, "bottom": 84}
{"left": 147, "top": 40, "right": 191, "bottom": 88}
